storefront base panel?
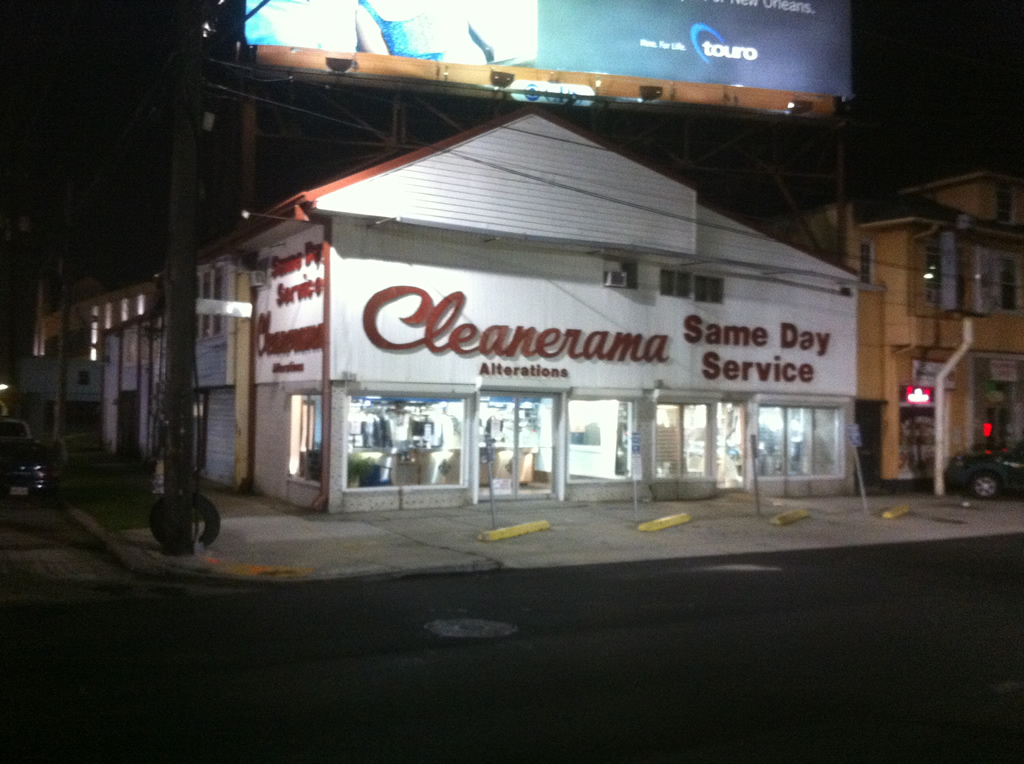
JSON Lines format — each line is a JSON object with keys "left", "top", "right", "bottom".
{"left": 285, "top": 480, "right": 320, "bottom": 509}
{"left": 335, "top": 486, "right": 470, "bottom": 513}
{"left": 401, "top": 487, "right": 472, "bottom": 510}
{"left": 649, "top": 479, "right": 718, "bottom": 502}
{"left": 567, "top": 482, "right": 652, "bottom": 503}
{"left": 755, "top": 478, "right": 852, "bottom": 498}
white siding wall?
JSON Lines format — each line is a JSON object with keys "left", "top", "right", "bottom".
{"left": 327, "top": 219, "right": 859, "bottom": 397}
{"left": 317, "top": 114, "right": 698, "bottom": 255}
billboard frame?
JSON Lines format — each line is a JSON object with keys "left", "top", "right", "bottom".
{"left": 253, "top": 46, "right": 838, "bottom": 118}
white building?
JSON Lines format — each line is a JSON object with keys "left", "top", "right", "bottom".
{"left": 236, "top": 111, "right": 861, "bottom": 511}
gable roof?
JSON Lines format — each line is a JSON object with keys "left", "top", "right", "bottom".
{"left": 856, "top": 195, "right": 1024, "bottom": 239}
{"left": 311, "top": 110, "right": 699, "bottom": 256}
{"left": 242, "top": 109, "right": 857, "bottom": 289}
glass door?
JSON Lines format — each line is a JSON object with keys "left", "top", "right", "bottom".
{"left": 716, "top": 402, "right": 745, "bottom": 489}
{"left": 480, "top": 394, "right": 556, "bottom": 499}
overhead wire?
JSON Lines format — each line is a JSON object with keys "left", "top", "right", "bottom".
{"left": 57, "top": 1, "right": 1013, "bottom": 293}
{"left": 205, "top": 59, "right": 1024, "bottom": 293}
{"left": 204, "top": 66, "right": 831, "bottom": 250}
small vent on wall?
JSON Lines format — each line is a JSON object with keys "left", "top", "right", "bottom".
{"left": 604, "top": 270, "right": 628, "bottom": 288}
{"left": 248, "top": 271, "right": 268, "bottom": 288}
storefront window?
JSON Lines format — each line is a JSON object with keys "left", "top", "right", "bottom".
{"left": 348, "top": 396, "right": 464, "bottom": 487}
{"left": 787, "top": 408, "right": 812, "bottom": 475}
{"left": 812, "top": 408, "right": 839, "bottom": 474}
{"left": 289, "top": 394, "right": 322, "bottom": 482}
{"left": 655, "top": 404, "right": 708, "bottom": 478}
{"left": 757, "top": 406, "right": 839, "bottom": 477}
{"left": 569, "top": 399, "right": 633, "bottom": 480}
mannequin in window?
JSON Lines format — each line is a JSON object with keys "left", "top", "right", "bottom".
{"left": 790, "top": 419, "right": 804, "bottom": 472}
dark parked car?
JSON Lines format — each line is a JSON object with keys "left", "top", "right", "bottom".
{"left": 944, "top": 440, "right": 1024, "bottom": 499}
{"left": 0, "top": 418, "right": 62, "bottom": 502}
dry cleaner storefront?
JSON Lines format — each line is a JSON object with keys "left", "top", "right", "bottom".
{"left": 248, "top": 113, "right": 860, "bottom": 512}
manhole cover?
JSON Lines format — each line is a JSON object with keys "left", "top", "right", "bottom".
{"left": 424, "top": 618, "right": 518, "bottom": 639}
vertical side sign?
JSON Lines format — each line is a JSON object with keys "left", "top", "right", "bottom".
{"left": 253, "top": 227, "right": 326, "bottom": 384}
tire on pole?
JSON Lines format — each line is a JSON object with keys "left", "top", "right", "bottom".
{"left": 150, "top": 493, "right": 221, "bottom": 551}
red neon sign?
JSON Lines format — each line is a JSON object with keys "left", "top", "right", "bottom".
{"left": 905, "top": 386, "right": 932, "bottom": 405}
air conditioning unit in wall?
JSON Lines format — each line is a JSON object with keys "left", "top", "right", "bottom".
{"left": 604, "top": 270, "right": 628, "bottom": 288}
{"left": 248, "top": 271, "right": 268, "bottom": 288}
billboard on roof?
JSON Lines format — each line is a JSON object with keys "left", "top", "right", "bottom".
{"left": 246, "top": 0, "right": 851, "bottom": 104}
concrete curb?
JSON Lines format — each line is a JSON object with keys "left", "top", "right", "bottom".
{"left": 63, "top": 491, "right": 1024, "bottom": 584}
{"left": 65, "top": 506, "right": 180, "bottom": 578}
{"left": 66, "top": 504, "right": 503, "bottom": 584}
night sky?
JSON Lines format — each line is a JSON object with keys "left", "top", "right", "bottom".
{"left": 1, "top": 0, "right": 1022, "bottom": 295}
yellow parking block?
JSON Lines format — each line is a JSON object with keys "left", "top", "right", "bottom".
{"left": 638, "top": 513, "right": 692, "bottom": 532}
{"left": 771, "top": 509, "right": 810, "bottom": 526}
{"left": 882, "top": 505, "right": 910, "bottom": 520}
{"left": 478, "top": 520, "right": 551, "bottom": 542}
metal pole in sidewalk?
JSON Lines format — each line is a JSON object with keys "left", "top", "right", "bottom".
{"left": 853, "top": 447, "right": 869, "bottom": 514}
{"left": 847, "top": 424, "right": 869, "bottom": 513}
{"left": 484, "top": 436, "right": 497, "bottom": 529}
{"left": 631, "top": 432, "right": 641, "bottom": 523}
{"left": 750, "top": 433, "right": 762, "bottom": 517}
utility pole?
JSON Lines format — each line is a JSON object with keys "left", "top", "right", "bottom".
{"left": 161, "top": 0, "right": 204, "bottom": 555}
{"left": 52, "top": 184, "right": 72, "bottom": 451}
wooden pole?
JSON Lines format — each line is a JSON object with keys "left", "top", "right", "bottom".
{"left": 161, "top": 0, "right": 203, "bottom": 554}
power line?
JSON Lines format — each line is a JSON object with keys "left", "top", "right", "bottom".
{"left": 204, "top": 72, "right": 836, "bottom": 253}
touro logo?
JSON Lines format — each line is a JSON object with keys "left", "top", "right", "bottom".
{"left": 690, "top": 23, "right": 758, "bottom": 63}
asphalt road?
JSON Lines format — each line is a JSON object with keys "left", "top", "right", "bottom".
{"left": 0, "top": 502, "right": 137, "bottom": 603}
{"left": 2, "top": 526, "right": 1023, "bottom": 763}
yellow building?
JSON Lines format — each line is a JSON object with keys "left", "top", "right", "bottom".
{"left": 843, "top": 172, "right": 1024, "bottom": 491}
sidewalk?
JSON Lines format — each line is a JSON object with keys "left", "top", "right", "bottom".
{"left": 67, "top": 486, "right": 1024, "bottom": 583}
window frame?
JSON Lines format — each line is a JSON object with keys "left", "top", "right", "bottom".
{"left": 659, "top": 269, "right": 692, "bottom": 298}
{"left": 568, "top": 398, "right": 635, "bottom": 481}
{"left": 694, "top": 275, "right": 724, "bottom": 304}
{"left": 289, "top": 393, "right": 323, "bottom": 483}
{"left": 654, "top": 402, "right": 709, "bottom": 478}
{"left": 996, "top": 183, "right": 1015, "bottom": 224}
{"left": 858, "top": 239, "right": 875, "bottom": 285}
{"left": 756, "top": 405, "right": 841, "bottom": 477}
{"left": 347, "top": 395, "right": 465, "bottom": 488}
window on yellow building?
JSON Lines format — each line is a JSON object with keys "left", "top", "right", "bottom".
{"left": 858, "top": 240, "right": 875, "bottom": 284}
{"left": 923, "top": 241, "right": 942, "bottom": 305}
{"left": 996, "top": 183, "right": 1015, "bottom": 224}
{"left": 990, "top": 253, "right": 1018, "bottom": 311}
